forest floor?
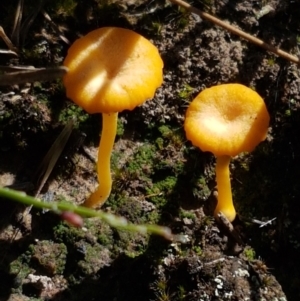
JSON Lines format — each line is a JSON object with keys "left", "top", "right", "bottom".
{"left": 0, "top": 0, "right": 300, "bottom": 300}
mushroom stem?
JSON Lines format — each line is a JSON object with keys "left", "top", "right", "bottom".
{"left": 214, "top": 155, "right": 236, "bottom": 222}
{"left": 83, "top": 112, "right": 118, "bottom": 208}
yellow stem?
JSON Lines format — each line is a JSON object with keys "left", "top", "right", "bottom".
{"left": 83, "top": 112, "right": 118, "bottom": 208}
{"left": 214, "top": 155, "right": 236, "bottom": 222}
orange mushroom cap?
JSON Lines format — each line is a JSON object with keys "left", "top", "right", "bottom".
{"left": 184, "top": 84, "right": 270, "bottom": 157}
{"left": 63, "top": 27, "right": 163, "bottom": 114}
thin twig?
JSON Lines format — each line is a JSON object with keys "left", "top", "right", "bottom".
{"left": 217, "top": 212, "right": 243, "bottom": 245}
{"left": 11, "top": 0, "right": 24, "bottom": 46}
{"left": 239, "top": 215, "right": 277, "bottom": 228}
{"left": 33, "top": 119, "right": 75, "bottom": 197}
{"left": 0, "top": 26, "right": 18, "bottom": 53}
{"left": 0, "top": 66, "right": 68, "bottom": 86}
{"left": 19, "top": 0, "right": 48, "bottom": 46}
{"left": 204, "top": 257, "right": 225, "bottom": 267}
{"left": 0, "top": 49, "right": 18, "bottom": 56}
{"left": 169, "top": 0, "right": 300, "bottom": 65}
{"left": 15, "top": 120, "right": 74, "bottom": 237}
{"left": 0, "top": 65, "right": 35, "bottom": 72}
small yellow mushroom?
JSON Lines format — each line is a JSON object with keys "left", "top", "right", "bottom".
{"left": 63, "top": 27, "right": 163, "bottom": 208}
{"left": 184, "top": 84, "right": 270, "bottom": 221}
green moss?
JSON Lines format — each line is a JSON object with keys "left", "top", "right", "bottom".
{"left": 45, "top": 0, "right": 77, "bottom": 16}
{"left": 151, "top": 21, "right": 163, "bottom": 36}
{"left": 10, "top": 256, "right": 32, "bottom": 277}
{"left": 53, "top": 221, "right": 86, "bottom": 244}
{"left": 126, "top": 143, "right": 157, "bottom": 176}
{"left": 146, "top": 176, "right": 177, "bottom": 207}
{"left": 93, "top": 0, "right": 125, "bottom": 24}
{"left": 261, "top": 275, "right": 275, "bottom": 287}
{"left": 53, "top": 218, "right": 114, "bottom": 279}
{"left": 191, "top": 175, "right": 211, "bottom": 201}
{"left": 155, "top": 137, "right": 164, "bottom": 150}
{"left": 153, "top": 279, "right": 172, "bottom": 301}
{"left": 201, "top": 0, "right": 215, "bottom": 9}
{"left": 176, "top": 7, "right": 190, "bottom": 30}
{"left": 192, "top": 245, "right": 203, "bottom": 256}
{"left": 0, "top": 110, "right": 12, "bottom": 121}
{"left": 179, "top": 208, "right": 196, "bottom": 221}
{"left": 58, "top": 103, "right": 89, "bottom": 125}
{"left": 201, "top": 216, "right": 214, "bottom": 227}
{"left": 178, "top": 83, "right": 194, "bottom": 101}
{"left": 22, "top": 43, "right": 48, "bottom": 64}
{"left": 116, "top": 118, "right": 125, "bottom": 136}
{"left": 9, "top": 253, "right": 33, "bottom": 293}
{"left": 115, "top": 230, "right": 148, "bottom": 258}
{"left": 77, "top": 244, "right": 110, "bottom": 275}
{"left": 178, "top": 285, "right": 187, "bottom": 300}
{"left": 243, "top": 247, "right": 256, "bottom": 261}
{"left": 158, "top": 124, "right": 185, "bottom": 149}
{"left": 106, "top": 192, "right": 129, "bottom": 211}
{"left": 30, "top": 240, "right": 67, "bottom": 275}
{"left": 267, "top": 57, "right": 276, "bottom": 66}
{"left": 98, "top": 233, "right": 112, "bottom": 246}
{"left": 111, "top": 150, "right": 124, "bottom": 170}
{"left": 146, "top": 209, "right": 161, "bottom": 224}
{"left": 158, "top": 125, "right": 173, "bottom": 137}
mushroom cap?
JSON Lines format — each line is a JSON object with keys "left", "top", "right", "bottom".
{"left": 184, "top": 84, "right": 270, "bottom": 157}
{"left": 63, "top": 27, "right": 163, "bottom": 114}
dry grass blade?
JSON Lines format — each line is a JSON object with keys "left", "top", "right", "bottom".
{"left": 0, "top": 26, "right": 18, "bottom": 53}
{"left": 42, "top": 10, "right": 70, "bottom": 45}
{"left": 0, "top": 65, "right": 35, "bottom": 72}
{"left": 11, "top": 0, "right": 24, "bottom": 46}
{"left": 11, "top": 0, "right": 47, "bottom": 46}
{"left": 169, "top": 0, "right": 300, "bottom": 65}
{"left": 34, "top": 119, "right": 75, "bottom": 197}
{"left": 0, "top": 50, "right": 18, "bottom": 56}
{"left": 19, "top": 0, "right": 48, "bottom": 46}
{"left": 0, "top": 66, "right": 68, "bottom": 85}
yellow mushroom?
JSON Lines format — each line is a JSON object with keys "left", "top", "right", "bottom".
{"left": 184, "top": 84, "right": 270, "bottom": 222}
{"left": 63, "top": 27, "right": 163, "bottom": 208}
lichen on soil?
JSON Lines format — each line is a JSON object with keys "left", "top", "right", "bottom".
{"left": 0, "top": 0, "right": 300, "bottom": 300}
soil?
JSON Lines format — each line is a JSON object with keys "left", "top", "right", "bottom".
{"left": 0, "top": 0, "right": 300, "bottom": 300}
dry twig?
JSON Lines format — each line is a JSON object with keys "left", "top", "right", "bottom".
{"left": 0, "top": 66, "right": 68, "bottom": 86}
{"left": 0, "top": 26, "right": 18, "bottom": 54}
{"left": 11, "top": 0, "right": 24, "bottom": 46}
{"left": 11, "top": 0, "right": 47, "bottom": 46}
{"left": 33, "top": 119, "right": 75, "bottom": 197}
{"left": 217, "top": 212, "right": 243, "bottom": 245}
{"left": 169, "top": 0, "right": 300, "bottom": 65}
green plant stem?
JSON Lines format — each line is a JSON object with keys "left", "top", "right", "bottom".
{"left": 0, "top": 187, "right": 173, "bottom": 240}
